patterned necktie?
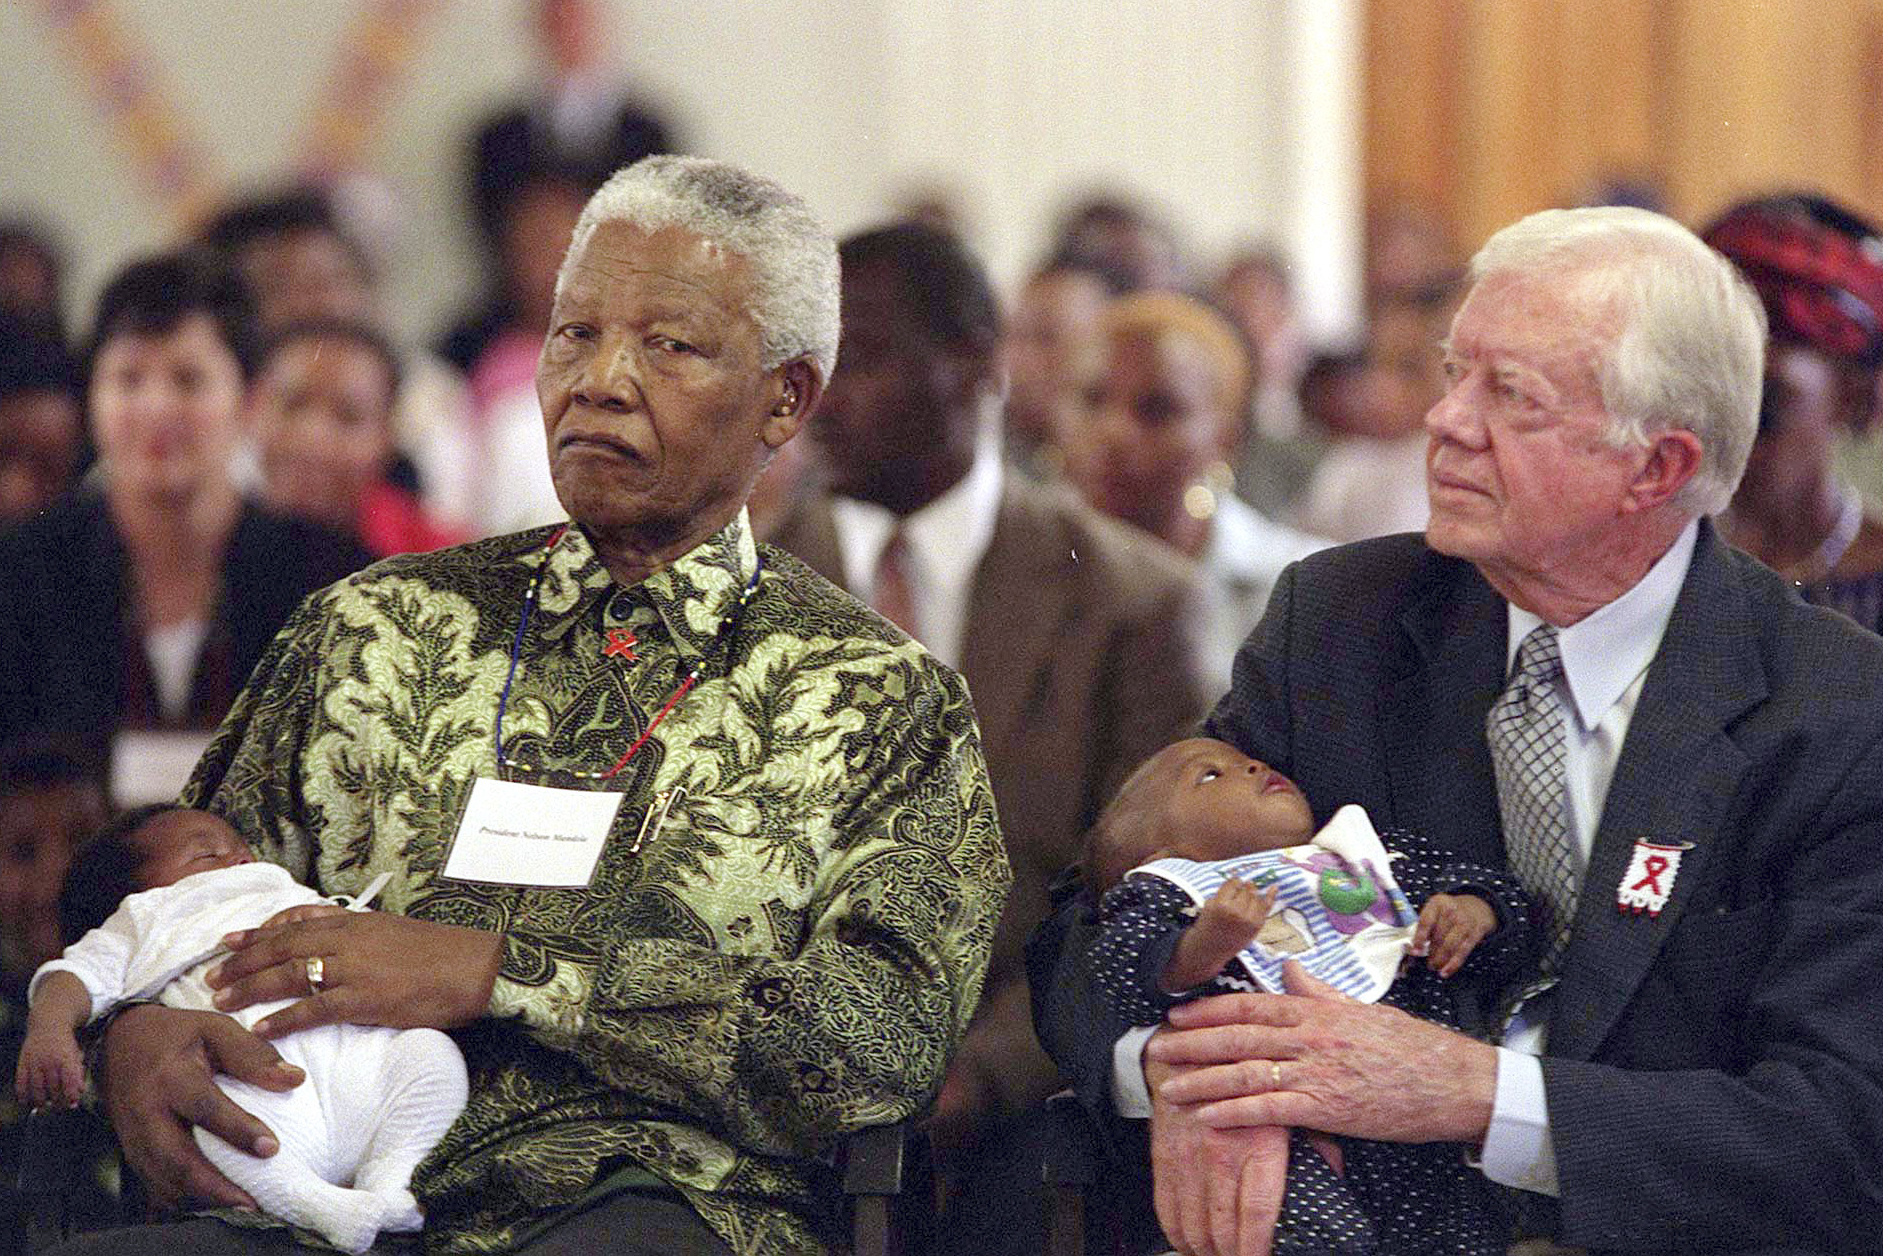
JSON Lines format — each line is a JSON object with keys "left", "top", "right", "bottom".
{"left": 871, "top": 527, "right": 920, "bottom": 639}
{"left": 1487, "top": 623, "right": 1578, "bottom": 979}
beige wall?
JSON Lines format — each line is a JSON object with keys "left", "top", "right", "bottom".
{"left": 1365, "top": 0, "right": 1883, "bottom": 263}
{"left": 0, "top": 0, "right": 1363, "bottom": 347}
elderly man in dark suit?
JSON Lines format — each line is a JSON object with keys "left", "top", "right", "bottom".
{"left": 1032, "top": 205, "right": 1883, "bottom": 1255}
{"left": 772, "top": 221, "right": 1210, "bottom": 1253}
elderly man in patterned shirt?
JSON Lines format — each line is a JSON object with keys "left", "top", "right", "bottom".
{"left": 64, "top": 157, "right": 1009, "bottom": 1256}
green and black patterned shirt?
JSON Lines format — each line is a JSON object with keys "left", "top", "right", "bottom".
{"left": 185, "top": 512, "right": 1008, "bottom": 1255}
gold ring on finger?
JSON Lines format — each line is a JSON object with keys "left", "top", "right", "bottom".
{"left": 1270, "top": 1061, "right": 1283, "bottom": 1088}
{"left": 305, "top": 955, "right": 327, "bottom": 994}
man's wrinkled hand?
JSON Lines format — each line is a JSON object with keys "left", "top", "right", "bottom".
{"left": 1149, "top": 1055, "right": 1289, "bottom": 1256}
{"left": 207, "top": 910, "right": 502, "bottom": 1038}
{"left": 101, "top": 1004, "right": 303, "bottom": 1210}
{"left": 1148, "top": 961, "right": 1497, "bottom": 1144}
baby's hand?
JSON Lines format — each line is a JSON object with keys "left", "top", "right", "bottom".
{"left": 1162, "top": 879, "right": 1280, "bottom": 993}
{"left": 15, "top": 1026, "right": 86, "bottom": 1109}
{"left": 1198, "top": 878, "right": 1279, "bottom": 938}
{"left": 1410, "top": 892, "right": 1497, "bottom": 978}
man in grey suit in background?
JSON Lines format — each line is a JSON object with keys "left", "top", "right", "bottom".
{"left": 772, "top": 221, "right": 1210, "bottom": 1254}
{"left": 1031, "top": 206, "right": 1883, "bottom": 1254}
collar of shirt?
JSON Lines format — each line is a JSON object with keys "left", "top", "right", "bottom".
{"left": 533, "top": 509, "right": 761, "bottom": 662}
{"left": 1203, "top": 494, "right": 1329, "bottom": 587}
{"left": 1504, "top": 517, "right": 1699, "bottom": 732}
{"left": 829, "top": 438, "right": 1003, "bottom": 666}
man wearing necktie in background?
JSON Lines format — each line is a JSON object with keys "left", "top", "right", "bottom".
{"left": 773, "top": 220, "right": 1208, "bottom": 1254}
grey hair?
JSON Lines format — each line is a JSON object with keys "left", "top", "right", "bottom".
{"left": 1469, "top": 206, "right": 1767, "bottom": 516}
{"left": 556, "top": 155, "right": 841, "bottom": 380}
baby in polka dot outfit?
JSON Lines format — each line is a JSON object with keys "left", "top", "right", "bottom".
{"left": 1083, "top": 738, "right": 1536, "bottom": 1255}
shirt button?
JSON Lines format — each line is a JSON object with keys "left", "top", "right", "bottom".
{"left": 607, "top": 597, "right": 631, "bottom": 622}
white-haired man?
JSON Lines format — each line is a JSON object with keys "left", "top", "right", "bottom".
{"left": 63, "top": 157, "right": 1009, "bottom": 1256}
{"left": 1032, "top": 206, "right": 1883, "bottom": 1254}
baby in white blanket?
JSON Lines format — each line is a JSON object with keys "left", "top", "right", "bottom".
{"left": 15, "top": 804, "right": 467, "bottom": 1254}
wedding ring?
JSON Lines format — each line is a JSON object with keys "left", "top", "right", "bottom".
{"left": 305, "top": 956, "right": 327, "bottom": 994}
{"left": 1270, "top": 1061, "right": 1283, "bottom": 1088}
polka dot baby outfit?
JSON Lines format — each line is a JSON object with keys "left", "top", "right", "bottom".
{"left": 1090, "top": 806, "right": 1533, "bottom": 1254}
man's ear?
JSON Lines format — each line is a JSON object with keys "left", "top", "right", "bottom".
{"left": 762, "top": 358, "right": 823, "bottom": 449}
{"left": 1624, "top": 427, "right": 1703, "bottom": 512}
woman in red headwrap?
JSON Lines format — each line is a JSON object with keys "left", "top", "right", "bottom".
{"left": 1706, "top": 195, "right": 1883, "bottom": 633}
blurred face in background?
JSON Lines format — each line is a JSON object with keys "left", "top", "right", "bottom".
{"left": 0, "top": 779, "right": 106, "bottom": 976}
{"left": 538, "top": 0, "right": 603, "bottom": 76}
{"left": 250, "top": 335, "right": 398, "bottom": 531}
{"left": 0, "top": 238, "right": 60, "bottom": 329}
{"left": 0, "top": 388, "right": 83, "bottom": 523}
{"left": 1063, "top": 327, "right": 1233, "bottom": 540}
{"left": 1003, "top": 268, "right": 1106, "bottom": 457}
{"left": 90, "top": 314, "right": 246, "bottom": 505}
{"left": 1366, "top": 202, "right": 1455, "bottom": 304}
{"left": 1734, "top": 342, "right": 1879, "bottom": 513}
{"left": 814, "top": 259, "right": 985, "bottom": 513}
{"left": 1218, "top": 256, "right": 1295, "bottom": 368}
{"left": 1062, "top": 213, "right": 1187, "bottom": 294}
{"left": 1338, "top": 295, "right": 1455, "bottom": 441}
{"left": 236, "top": 227, "right": 375, "bottom": 332}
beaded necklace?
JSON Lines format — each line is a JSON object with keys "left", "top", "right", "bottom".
{"left": 493, "top": 525, "right": 763, "bottom": 781}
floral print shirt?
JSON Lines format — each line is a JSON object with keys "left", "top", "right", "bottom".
{"left": 185, "top": 512, "right": 1009, "bottom": 1254}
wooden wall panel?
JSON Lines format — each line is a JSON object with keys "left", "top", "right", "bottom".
{"left": 1363, "top": 0, "right": 1463, "bottom": 230}
{"left": 1365, "top": 0, "right": 1883, "bottom": 262}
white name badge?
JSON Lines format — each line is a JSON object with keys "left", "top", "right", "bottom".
{"left": 442, "top": 777, "right": 626, "bottom": 888}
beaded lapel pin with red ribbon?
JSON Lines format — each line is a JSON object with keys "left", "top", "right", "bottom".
{"left": 603, "top": 628, "right": 640, "bottom": 663}
{"left": 1615, "top": 839, "right": 1693, "bottom": 917}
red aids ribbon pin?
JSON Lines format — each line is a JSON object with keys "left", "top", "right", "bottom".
{"left": 1615, "top": 839, "right": 1688, "bottom": 917}
{"left": 603, "top": 628, "right": 640, "bottom": 662}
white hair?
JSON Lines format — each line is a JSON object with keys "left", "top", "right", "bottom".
{"left": 556, "top": 156, "right": 841, "bottom": 380}
{"left": 1469, "top": 206, "right": 1768, "bottom": 516}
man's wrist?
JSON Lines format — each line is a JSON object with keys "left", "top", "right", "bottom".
{"left": 80, "top": 999, "right": 157, "bottom": 1109}
{"left": 1112, "top": 1025, "right": 1158, "bottom": 1118}
{"left": 1451, "top": 1034, "right": 1501, "bottom": 1143}
{"left": 457, "top": 925, "right": 505, "bottom": 1024}
{"left": 1474, "top": 1046, "right": 1558, "bottom": 1195}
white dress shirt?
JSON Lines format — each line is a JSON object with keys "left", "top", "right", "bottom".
{"left": 1114, "top": 520, "right": 1702, "bottom": 1199}
{"left": 1193, "top": 495, "right": 1332, "bottom": 695}
{"left": 827, "top": 433, "right": 1003, "bottom": 669}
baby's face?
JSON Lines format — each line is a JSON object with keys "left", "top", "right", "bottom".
{"left": 134, "top": 810, "right": 253, "bottom": 889}
{"left": 1150, "top": 738, "right": 1315, "bottom": 863}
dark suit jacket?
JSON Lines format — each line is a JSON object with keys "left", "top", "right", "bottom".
{"left": 0, "top": 490, "right": 373, "bottom": 765}
{"left": 773, "top": 475, "right": 1212, "bottom": 1119}
{"left": 1032, "top": 523, "right": 1883, "bottom": 1254}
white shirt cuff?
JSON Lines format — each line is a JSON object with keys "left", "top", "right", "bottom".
{"left": 1111, "top": 1025, "right": 1158, "bottom": 1118}
{"left": 1477, "top": 1046, "right": 1558, "bottom": 1196}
